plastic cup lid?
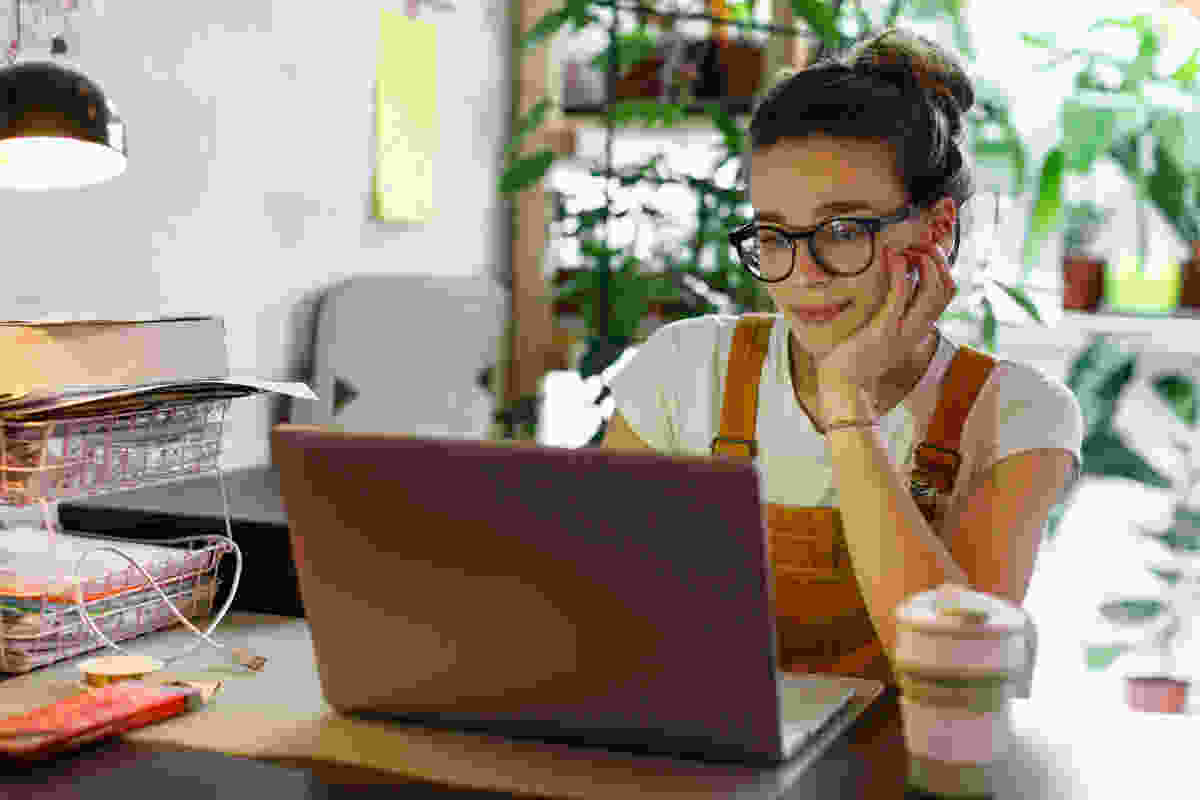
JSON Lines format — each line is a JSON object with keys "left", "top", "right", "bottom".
{"left": 896, "top": 582, "right": 1028, "bottom": 634}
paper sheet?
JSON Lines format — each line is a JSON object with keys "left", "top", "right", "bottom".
{"left": 0, "top": 378, "right": 316, "bottom": 419}
{"left": 374, "top": 8, "right": 438, "bottom": 223}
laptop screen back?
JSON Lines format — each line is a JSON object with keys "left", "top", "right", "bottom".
{"left": 271, "top": 425, "right": 784, "bottom": 762}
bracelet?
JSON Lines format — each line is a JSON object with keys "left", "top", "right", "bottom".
{"left": 825, "top": 418, "right": 880, "bottom": 432}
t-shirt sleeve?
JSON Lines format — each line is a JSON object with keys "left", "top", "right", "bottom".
{"left": 603, "top": 320, "right": 690, "bottom": 452}
{"left": 978, "top": 362, "right": 1085, "bottom": 507}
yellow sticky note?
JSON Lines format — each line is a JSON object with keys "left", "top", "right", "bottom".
{"left": 374, "top": 9, "right": 438, "bottom": 223}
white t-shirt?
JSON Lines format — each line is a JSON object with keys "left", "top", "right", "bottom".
{"left": 606, "top": 313, "right": 1085, "bottom": 699}
{"left": 607, "top": 312, "right": 1083, "bottom": 520}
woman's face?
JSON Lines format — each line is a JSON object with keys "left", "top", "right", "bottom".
{"left": 748, "top": 135, "right": 956, "bottom": 367}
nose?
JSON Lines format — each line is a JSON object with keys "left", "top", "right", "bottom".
{"left": 788, "top": 244, "right": 834, "bottom": 286}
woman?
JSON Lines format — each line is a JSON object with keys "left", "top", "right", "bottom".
{"left": 601, "top": 27, "right": 1084, "bottom": 696}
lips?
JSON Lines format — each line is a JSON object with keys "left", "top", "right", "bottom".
{"left": 789, "top": 300, "right": 851, "bottom": 321}
{"left": 792, "top": 301, "right": 849, "bottom": 315}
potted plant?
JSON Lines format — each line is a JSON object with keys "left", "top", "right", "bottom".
{"left": 711, "top": 1, "right": 766, "bottom": 104}
{"left": 1061, "top": 200, "right": 1113, "bottom": 312}
{"left": 1019, "top": 14, "right": 1200, "bottom": 312}
{"left": 597, "top": 20, "right": 665, "bottom": 101}
{"left": 1082, "top": 365, "right": 1200, "bottom": 712}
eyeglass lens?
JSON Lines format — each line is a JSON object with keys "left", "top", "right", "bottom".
{"left": 734, "top": 221, "right": 873, "bottom": 280}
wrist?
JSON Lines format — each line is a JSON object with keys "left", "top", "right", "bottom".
{"left": 818, "top": 379, "right": 878, "bottom": 422}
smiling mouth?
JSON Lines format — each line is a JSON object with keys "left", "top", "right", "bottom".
{"left": 790, "top": 301, "right": 851, "bottom": 316}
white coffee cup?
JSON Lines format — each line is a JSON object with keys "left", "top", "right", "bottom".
{"left": 894, "top": 583, "right": 1029, "bottom": 798}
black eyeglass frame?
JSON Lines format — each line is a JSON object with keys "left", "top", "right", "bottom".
{"left": 728, "top": 203, "right": 917, "bottom": 282}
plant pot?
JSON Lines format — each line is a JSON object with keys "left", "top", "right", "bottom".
{"left": 717, "top": 40, "right": 764, "bottom": 100}
{"left": 1062, "top": 255, "right": 1105, "bottom": 312}
{"left": 1103, "top": 252, "right": 1181, "bottom": 314}
{"left": 1125, "top": 675, "right": 1190, "bottom": 713}
{"left": 1176, "top": 241, "right": 1200, "bottom": 311}
{"left": 614, "top": 56, "right": 665, "bottom": 101}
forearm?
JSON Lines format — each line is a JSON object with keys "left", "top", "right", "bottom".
{"left": 820, "top": 382, "right": 968, "bottom": 655}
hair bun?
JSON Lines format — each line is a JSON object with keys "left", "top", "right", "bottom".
{"left": 841, "top": 27, "right": 974, "bottom": 118}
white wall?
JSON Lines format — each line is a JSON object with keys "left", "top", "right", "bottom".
{"left": 0, "top": 1, "right": 511, "bottom": 470}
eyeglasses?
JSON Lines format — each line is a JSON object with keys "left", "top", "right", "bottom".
{"left": 728, "top": 204, "right": 915, "bottom": 282}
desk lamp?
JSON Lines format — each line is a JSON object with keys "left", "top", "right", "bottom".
{"left": 0, "top": 0, "right": 126, "bottom": 190}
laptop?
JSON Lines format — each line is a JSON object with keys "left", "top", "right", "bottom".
{"left": 270, "top": 424, "right": 873, "bottom": 766}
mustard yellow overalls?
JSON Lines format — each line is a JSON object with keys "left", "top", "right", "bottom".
{"left": 710, "top": 314, "right": 998, "bottom": 686}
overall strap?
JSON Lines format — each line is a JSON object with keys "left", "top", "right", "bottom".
{"left": 711, "top": 314, "right": 776, "bottom": 461}
{"left": 911, "top": 343, "right": 998, "bottom": 504}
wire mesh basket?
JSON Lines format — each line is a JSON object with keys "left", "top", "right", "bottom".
{"left": 0, "top": 534, "right": 231, "bottom": 673}
{"left": 0, "top": 399, "right": 231, "bottom": 507}
{"left": 0, "top": 398, "right": 237, "bottom": 672}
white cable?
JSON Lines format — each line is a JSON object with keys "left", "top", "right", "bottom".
{"left": 68, "top": 533, "right": 242, "bottom": 667}
{"left": 57, "top": 462, "right": 245, "bottom": 668}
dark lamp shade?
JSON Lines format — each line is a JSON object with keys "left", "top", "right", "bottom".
{"left": 0, "top": 60, "right": 127, "bottom": 190}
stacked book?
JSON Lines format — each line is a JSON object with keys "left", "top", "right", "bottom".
{"left": 0, "top": 315, "right": 316, "bottom": 420}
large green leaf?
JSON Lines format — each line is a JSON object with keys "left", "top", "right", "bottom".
{"left": 988, "top": 281, "right": 1045, "bottom": 325}
{"left": 1065, "top": 335, "right": 1138, "bottom": 437}
{"left": 788, "top": 0, "right": 843, "bottom": 50}
{"left": 1151, "top": 110, "right": 1200, "bottom": 179}
{"left": 1061, "top": 100, "right": 1117, "bottom": 174}
{"left": 1070, "top": 89, "right": 1147, "bottom": 140}
{"left": 1086, "top": 643, "right": 1133, "bottom": 670}
{"left": 1151, "top": 372, "right": 1197, "bottom": 429}
{"left": 518, "top": 7, "right": 571, "bottom": 52}
{"left": 1145, "top": 139, "right": 1200, "bottom": 244}
{"left": 1122, "top": 19, "right": 1160, "bottom": 92}
{"left": 499, "top": 148, "right": 556, "bottom": 195}
{"left": 1098, "top": 597, "right": 1164, "bottom": 626}
{"left": 978, "top": 296, "right": 997, "bottom": 353}
{"left": 1079, "top": 429, "right": 1173, "bottom": 487}
{"left": 1022, "top": 148, "right": 1066, "bottom": 268}
{"left": 707, "top": 105, "right": 745, "bottom": 157}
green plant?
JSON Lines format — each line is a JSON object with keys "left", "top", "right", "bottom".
{"left": 1047, "top": 333, "right": 1172, "bottom": 546}
{"left": 1062, "top": 200, "right": 1114, "bottom": 258}
{"left": 1021, "top": 14, "right": 1200, "bottom": 278}
{"left": 588, "top": 21, "right": 660, "bottom": 79}
{"left": 1076, "top": 349, "right": 1200, "bottom": 681}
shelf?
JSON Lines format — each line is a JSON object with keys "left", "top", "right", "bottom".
{"left": 939, "top": 307, "right": 1200, "bottom": 363}
{"left": 563, "top": 101, "right": 754, "bottom": 130}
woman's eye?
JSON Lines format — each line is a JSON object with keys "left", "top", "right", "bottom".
{"left": 758, "top": 231, "right": 788, "bottom": 249}
{"left": 827, "top": 222, "right": 863, "bottom": 241}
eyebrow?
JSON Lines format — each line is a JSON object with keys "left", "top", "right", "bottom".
{"left": 756, "top": 201, "right": 879, "bottom": 227}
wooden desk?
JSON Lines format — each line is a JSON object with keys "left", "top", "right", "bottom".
{"left": 1, "top": 613, "right": 1191, "bottom": 798}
